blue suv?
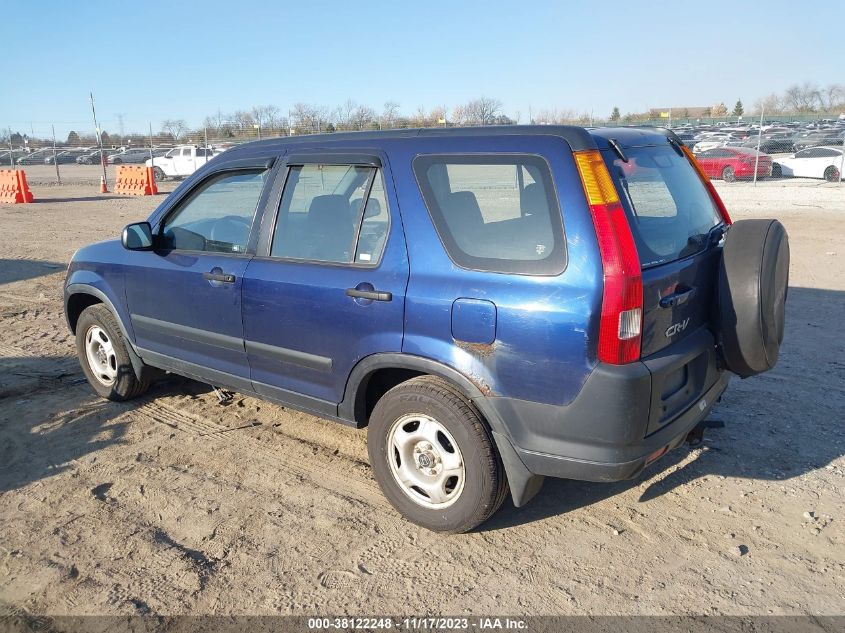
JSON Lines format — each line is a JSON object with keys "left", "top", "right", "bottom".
{"left": 65, "top": 127, "right": 789, "bottom": 532}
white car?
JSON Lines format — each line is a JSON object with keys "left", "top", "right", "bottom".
{"left": 146, "top": 145, "right": 218, "bottom": 180}
{"left": 773, "top": 146, "right": 843, "bottom": 182}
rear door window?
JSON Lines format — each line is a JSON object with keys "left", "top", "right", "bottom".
{"left": 413, "top": 154, "right": 565, "bottom": 275}
{"left": 270, "top": 163, "right": 389, "bottom": 265}
{"left": 604, "top": 145, "right": 722, "bottom": 267}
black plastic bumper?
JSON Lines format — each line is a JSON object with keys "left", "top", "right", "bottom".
{"left": 483, "top": 327, "right": 729, "bottom": 502}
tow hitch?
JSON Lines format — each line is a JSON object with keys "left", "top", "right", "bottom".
{"left": 686, "top": 419, "right": 725, "bottom": 447}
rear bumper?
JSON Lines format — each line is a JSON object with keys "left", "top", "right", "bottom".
{"left": 487, "top": 327, "right": 729, "bottom": 484}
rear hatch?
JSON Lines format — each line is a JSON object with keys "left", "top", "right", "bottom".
{"left": 599, "top": 138, "right": 727, "bottom": 434}
{"left": 600, "top": 141, "right": 725, "bottom": 357}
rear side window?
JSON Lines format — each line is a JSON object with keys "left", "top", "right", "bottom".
{"left": 604, "top": 145, "right": 722, "bottom": 267}
{"left": 270, "top": 163, "right": 389, "bottom": 265}
{"left": 414, "top": 155, "right": 565, "bottom": 275}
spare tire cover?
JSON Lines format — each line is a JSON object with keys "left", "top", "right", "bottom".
{"left": 718, "top": 219, "right": 789, "bottom": 378}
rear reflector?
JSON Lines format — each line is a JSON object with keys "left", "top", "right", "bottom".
{"left": 645, "top": 446, "right": 668, "bottom": 465}
{"left": 574, "top": 150, "right": 643, "bottom": 365}
{"left": 680, "top": 145, "right": 733, "bottom": 224}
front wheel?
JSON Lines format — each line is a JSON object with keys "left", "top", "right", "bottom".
{"left": 368, "top": 376, "right": 508, "bottom": 533}
{"left": 721, "top": 166, "right": 736, "bottom": 182}
{"left": 76, "top": 304, "right": 149, "bottom": 401}
{"left": 824, "top": 166, "right": 840, "bottom": 182}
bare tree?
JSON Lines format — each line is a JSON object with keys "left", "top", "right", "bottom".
{"left": 533, "top": 108, "right": 577, "bottom": 124}
{"left": 820, "top": 84, "right": 845, "bottom": 111}
{"left": 753, "top": 93, "right": 785, "bottom": 115}
{"left": 351, "top": 104, "right": 376, "bottom": 130}
{"left": 452, "top": 96, "right": 503, "bottom": 126}
{"left": 784, "top": 82, "right": 821, "bottom": 113}
{"left": 382, "top": 101, "right": 400, "bottom": 128}
{"left": 161, "top": 119, "right": 188, "bottom": 141}
{"left": 251, "top": 105, "right": 281, "bottom": 132}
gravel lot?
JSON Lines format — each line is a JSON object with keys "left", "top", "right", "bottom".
{"left": 0, "top": 174, "right": 843, "bottom": 617}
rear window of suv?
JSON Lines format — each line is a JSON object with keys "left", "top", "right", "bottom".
{"left": 603, "top": 145, "right": 722, "bottom": 267}
{"left": 414, "top": 154, "right": 566, "bottom": 275}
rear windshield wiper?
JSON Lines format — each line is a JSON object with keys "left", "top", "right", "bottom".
{"left": 607, "top": 138, "right": 628, "bottom": 163}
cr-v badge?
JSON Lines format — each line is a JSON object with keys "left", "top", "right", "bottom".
{"left": 665, "top": 317, "right": 690, "bottom": 338}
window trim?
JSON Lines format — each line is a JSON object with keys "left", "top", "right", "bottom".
{"left": 155, "top": 167, "right": 271, "bottom": 256}
{"left": 412, "top": 152, "right": 567, "bottom": 276}
{"left": 263, "top": 162, "right": 392, "bottom": 269}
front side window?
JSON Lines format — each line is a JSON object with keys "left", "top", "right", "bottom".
{"left": 414, "top": 155, "right": 566, "bottom": 275}
{"left": 160, "top": 169, "right": 267, "bottom": 253}
{"left": 270, "top": 163, "right": 389, "bottom": 265}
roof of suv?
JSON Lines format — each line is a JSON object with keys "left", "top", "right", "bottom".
{"left": 221, "top": 125, "right": 676, "bottom": 159}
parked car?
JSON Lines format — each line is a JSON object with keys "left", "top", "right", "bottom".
{"left": 0, "top": 150, "right": 25, "bottom": 165}
{"left": 45, "top": 149, "right": 89, "bottom": 165}
{"left": 146, "top": 145, "right": 217, "bottom": 180}
{"left": 694, "top": 147, "right": 772, "bottom": 181}
{"left": 17, "top": 149, "right": 53, "bottom": 165}
{"left": 108, "top": 148, "right": 152, "bottom": 164}
{"left": 792, "top": 131, "right": 845, "bottom": 152}
{"left": 64, "top": 127, "right": 789, "bottom": 532}
{"left": 77, "top": 149, "right": 116, "bottom": 165}
{"left": 740, "top": 133, "right": 796, "bottom": 155}
{"left": 773, "top": 146, "right": 843, "bottom": 181}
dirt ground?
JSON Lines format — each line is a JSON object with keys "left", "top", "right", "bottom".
{"left": 0, "top": 174, "right": 843, "bottom": 617}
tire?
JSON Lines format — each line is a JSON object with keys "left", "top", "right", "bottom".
{"left": 112, "top": 158, "right": 122, "bottom": 164}
{"left": 367, "top": 375, "right": 508, "bottom": 533}
{"left": 153, "top": 166, "right": 167, "bottom": 182}
{"left": 771, "top": 163, "right": 782, "bottom": 178}
{"left": 721, "top": 166, "right": 736, "bottom": 182}
{"left": 824, "top": 166, "right": 840, "bottom": 182}
{"left": 75, "top": 304, "right": 150, "bottom": 401}
{"left": 718, "top": 219, "right": 790, "bottom": 378}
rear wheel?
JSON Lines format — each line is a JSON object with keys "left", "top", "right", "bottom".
{"left": 76, "top": 304, "right": 149, "bottom": 401}
{"left": 153, "top": 166, "right": 167, "bottom": 182}
{"left": 824, "top": 166, "right": 840, "bottom": 182}
{"left": 112, "top": 158, "right": 122, "bottom": 164}
{"left": 368, "top": 376, "right": 508, "bottom": 533}
{"left": 721, "top": 166, "right": 736, "bottom": 182}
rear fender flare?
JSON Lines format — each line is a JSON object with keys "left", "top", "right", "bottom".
{"left": 341, "top": 353, "right": 544, "bottom": 507}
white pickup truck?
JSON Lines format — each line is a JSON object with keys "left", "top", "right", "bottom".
{"left": 146, "top": 145, "right": 219, "bottom": 180}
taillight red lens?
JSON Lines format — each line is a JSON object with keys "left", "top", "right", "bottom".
{"left": 574, "top": 150, "right": 643, "bottom": 365}
{"left": 680, "top": 145, "right": 732, "bottom": 224}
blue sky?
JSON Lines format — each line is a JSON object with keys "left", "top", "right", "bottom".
{"left": 3, "top": 0, "right": 842, "bottom": 138}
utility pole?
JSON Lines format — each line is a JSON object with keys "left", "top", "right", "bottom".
{"left": 51, "top": 124, "right": 61, "bottom": 184}
{"left": 753, "top": 107, "right": 764, "bottom": 186}
{"left": 90, "top": 92, "right": 107, "bottom": 189}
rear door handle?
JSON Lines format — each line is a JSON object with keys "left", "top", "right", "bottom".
{"left": 659, "top": 286, "right": 697, "bottom": 309}
{"left": 346, "top": 288, "right": 392, "bottom": 302}
{"left": 203, "top": 271, "right": 236, "bottom": 283}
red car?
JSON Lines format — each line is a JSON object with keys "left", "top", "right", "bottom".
{"left": 694, "top": 147, "right": 772, "bottom": 182}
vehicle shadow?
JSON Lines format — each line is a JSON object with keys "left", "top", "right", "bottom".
{"left": 0, "top": 259, "right": 66, "bottom": 285}
{"left": 0, "top": 355, "right": 134, "bottom": 494}
{"left": 481, "top": 286, "right": 845, "bottom": 531}
{"left": 0, "top": 356, "right": 215, "bottom": 495}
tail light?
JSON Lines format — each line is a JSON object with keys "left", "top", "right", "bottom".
{"left": 680, "top": 144, "right": 733, "bottom": 224}
{"left": 573, "top": 150, "right": 643, "bottom": 365}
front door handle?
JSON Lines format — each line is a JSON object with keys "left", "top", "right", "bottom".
{"left": 346, "top": 287, "right": 392, "bottom": 302}
{"left": 659, "top": 286, "right": 697, "bottom": 309}
{"left": 203, "top": 271, "right": 236, "bottom": 283}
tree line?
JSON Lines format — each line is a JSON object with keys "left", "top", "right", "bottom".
{"left": 4, "top": 85, "right": 844, "bottom": 149}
